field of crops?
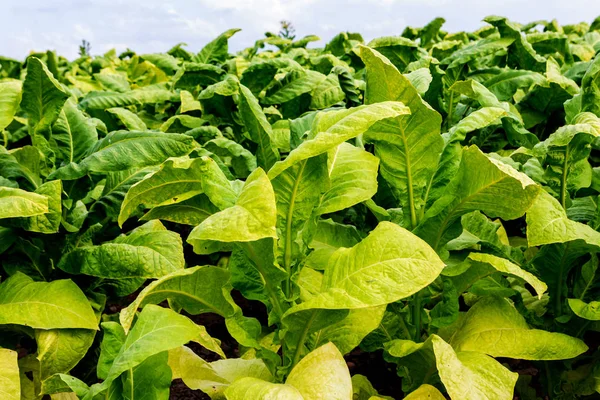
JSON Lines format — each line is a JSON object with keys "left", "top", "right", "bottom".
{"left": 1, "top": 15, "right": 600, "bottom": 399}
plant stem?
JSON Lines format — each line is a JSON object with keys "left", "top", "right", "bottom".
{"left": 291, "top": 310, "right": 319, "bottom": 368}
{"left": 560, "top": 147, "right": 570, "bottom": 209}
{"left": 446, "top": 90, "right": 455, "bottom": 130}
{"left": 413, "top": 291, "right": 422, "bottom": 342}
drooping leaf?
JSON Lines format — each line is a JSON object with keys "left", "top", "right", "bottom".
{"left": 448, "top": 296, "right": 588, "bottom": 360}
{"left": 84, "top": 305, "right": 223, "bottom": 399}
{"left": 168, "top": 346, "right": 273, "bottom": 398}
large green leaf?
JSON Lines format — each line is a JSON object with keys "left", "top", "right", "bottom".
{"left": 462, "top": 253, "right": 547, "bottom": 298}
{"left": 263, "top": 70, "right": 327, "bottom": 105}
{"left": 448, "top": 296, "right": 588, "bottom": 360}
{"left": 0, "top": 349, "right": 20, "bottom": 400}
{"left": 36, "top": 329, "right": 96, "bottom": 380}
{"left": 51, "top": 131, "right": 195, "bottom": 179}
{"left": 304, "top": 219, "right": 362, "bottom": 270}
{"left": 0, "top": 272, "right": 97, "bottom": 330}
{"left": 267, "top": 101, "right": 410, "bottom": 179}
{"left": 58, "top": 220, "right": 184, "bottom": 279}
{"left": 311, "top": 306, "right": 386, "bottom": 354}
{"left": 0, "top": 186, "right": 48, "bottom": 219}
{"left": 188, "top": 168, "right": 276, "bottom": 253}
{"left": 79, "top": 86, "right": 178, "bottom": 110}
{"left": 285, "top": 342, "right": 352, "bottom": 400}
{"left": 272, "top": 155, "right": 328, "bottom": 288}
{"left": 359, "top": 45, "right": 443, "bottom": 228}
{"left": 121, "top": 352, "right": 172, "bottom": 400}
{"left": 119, "top": 266, "right": 236, "bottom": 333}
{"left": 291, "top": 222, "right": 445, "bottom": 310}
{"left": 440, "top": 37, "right": 516, "bottom": 69}
{"left": 140, "top": 193, "right": 218, "bottom": 226}
{"left": 106, "top": 107, "right": 147, "bottom": 131}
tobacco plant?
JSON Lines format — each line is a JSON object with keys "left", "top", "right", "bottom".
{"left": 1, "top": 15, "right": 600, "bottom": 400}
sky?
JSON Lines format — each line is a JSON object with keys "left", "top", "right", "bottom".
{"left": 2, "top": 0, "right": 600, "bottom": 60}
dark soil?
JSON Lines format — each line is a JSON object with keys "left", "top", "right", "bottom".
{"left": 345, "top": 348, "right": 404, "bottom": 398}
{"left": 170, "top": 379, "right": 211, "bottom": 400}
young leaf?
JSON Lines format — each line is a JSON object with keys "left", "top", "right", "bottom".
{"left": 568, "top": 299, "right": 600, "bottom": 321}
{"left": 195, "top": 29, "right": 241, "bottom": 64}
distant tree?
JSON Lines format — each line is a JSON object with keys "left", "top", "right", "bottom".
{"left": 279, "top": 20, "right": 296, "bottom": 40}
{"left": 79, "top": 39, "right": 91, "bottom": 57}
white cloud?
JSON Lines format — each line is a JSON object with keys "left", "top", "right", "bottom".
{"left": 1, "top": 0, "right": 600, "bottom": 60}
